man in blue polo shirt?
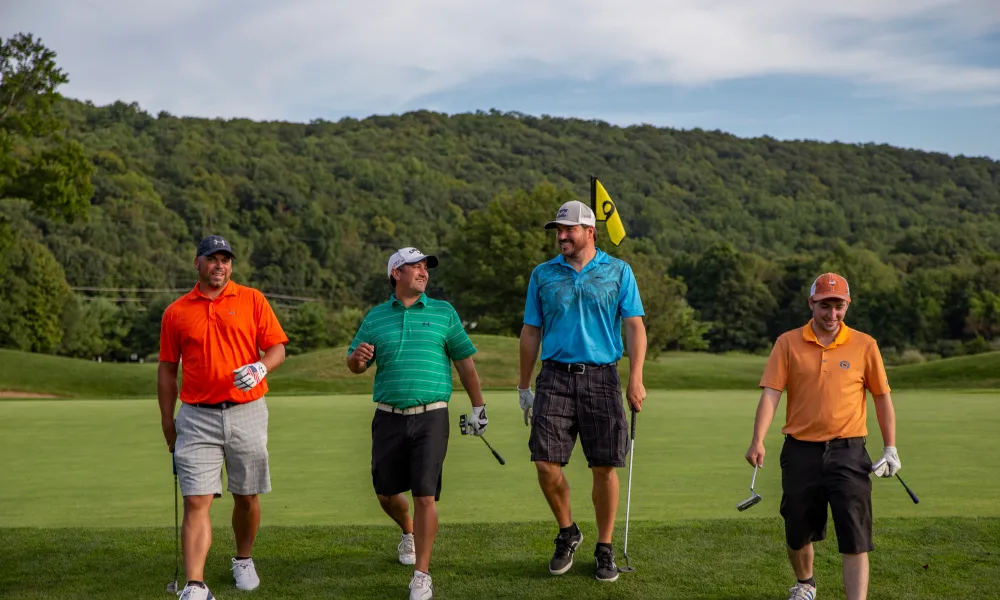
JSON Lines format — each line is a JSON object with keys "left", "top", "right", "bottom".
{"left": 518, "top": 200, "right": 647, "bottom": 583}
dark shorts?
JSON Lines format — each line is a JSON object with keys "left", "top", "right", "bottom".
{"left": 528, "top": 361, "right": 628, "bottom": 468}
{"left": 780, "top": 435, "right": 875, "bottom": 554}
{"left": 371, "top": 406, "right": 449, "bottom": 501}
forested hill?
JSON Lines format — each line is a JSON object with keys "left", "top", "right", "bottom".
{"left": 4, "top": 97, "right": 1000, "bottom": 363}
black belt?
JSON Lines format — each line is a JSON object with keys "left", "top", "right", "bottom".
{"left": 190, "top": 400, "right": 244, "bottom": 410}
{"left": 543, "top": 360, "right": 616, "bottom": 375}
{"left": 786, "top": 435, "right": 865, "bottom": 447}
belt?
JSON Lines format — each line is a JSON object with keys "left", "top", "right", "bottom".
{"left": 376, "top": 401, "right": 448, "bottom": 415}
{"left": 786, "top": 435, "right": 866, "bottom": 447}
{"left": 543, "top": 360, "right": 616, "bottom": 375}
{"left": 190, "top": 400, "right": 245, "bottom": 410}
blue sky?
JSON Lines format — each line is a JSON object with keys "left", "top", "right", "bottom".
{"left": 3, "top": 0, "right": 999, "bottom": 158}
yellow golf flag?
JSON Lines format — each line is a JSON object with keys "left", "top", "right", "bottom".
{"left": 591, "top": 177, "right": 627, "bottom": 246}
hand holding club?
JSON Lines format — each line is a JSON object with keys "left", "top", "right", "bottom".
{"left": 517, "top": 387, "right": 534, "bottom": 426}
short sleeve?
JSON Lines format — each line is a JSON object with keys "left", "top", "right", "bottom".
{"left": 347, "top": 314, "right": 372, "bottom": 365}
{"left": 864, "top": 340, "right": 891, "bottom": 395}
{"left": 158, "top": 305, "right": 180, "bottom": 363}
{"left": 254, "top": 292, "right": 289, "bottom": 350}
{"left": 445, "top": 306, "right": 477, "bottom": 360}
{"left": 523, "top": 268, "right": 543, "bottom": 327}
{"left": 759, "top": 336, "right": 789, "bottom": 392}
{"left": 618, "top": 263, "right": 645, "bottom": 318}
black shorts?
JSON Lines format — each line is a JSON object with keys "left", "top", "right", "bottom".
{"left": 371, "top": 406, "right": 449, "bottom": 500}
{"left": 780, "top": 435, "right": 875, "bottom": 554}
{"left": 528, "top": 361, "right": 628, "bottom": 468}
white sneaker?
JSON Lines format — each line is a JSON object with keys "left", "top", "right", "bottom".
{"left": 232, "top": 557, "right": 260, "bottom": 591}
{"left": 398, "top": 533, "right": 416, "bottom": 565}
{"left": 788, "top": 582, "right": 816, "bottom": 600}
{"left": 409, "top": 570, "right": 433, "bottom": 600}
{"left": 178, "top": 583, "right": 216, "bottom": 600}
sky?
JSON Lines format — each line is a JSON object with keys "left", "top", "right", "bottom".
{"left": 3, "top": 0, "right": 1000, "bottom": 159}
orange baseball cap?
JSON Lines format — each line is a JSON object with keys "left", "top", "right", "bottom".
{"left": 810, "top": 272, "right": 851, "bottom": 303}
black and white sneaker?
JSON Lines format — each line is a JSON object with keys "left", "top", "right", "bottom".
{"left": 548, "top": 526, "right": 583, "bottom": 575}
{"left": 594, "top": 545, "right": 619, "bottom": 582}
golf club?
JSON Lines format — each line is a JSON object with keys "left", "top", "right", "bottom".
{"left": 896, "top": 473, "right": 919, "bottom": 504}
{"left": 736, "top": 464, "right": 762, "bottom": 511}
{"left": 618, "top": 408, "right": 636, "bottom": 573}
{"left": 458, "top": 413, "right": 506, "bottom": 465}
{"left": 166, "top": 451, "right": 179, "bottom": 595}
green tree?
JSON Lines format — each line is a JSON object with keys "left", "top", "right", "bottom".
{"left": 0, "top": 231, "right": 72, "bottom": 352}
{"left": 1, "top": 32, "right": 93, "bottom": 223}
{"left": 440, "top": 182, "right": 574, "bottom": 335}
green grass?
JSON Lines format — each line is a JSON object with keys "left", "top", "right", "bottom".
{"left": 2, "top": 389, "right": 998, "bottom": 598}
{"left": 3, "top": 518, "right": 997, "bottom": 599}
{"left": 2, "top": 390, "right": 998, "bottom": 527}
{"left": 5, "top": 337, "right": 1000, "bottom": 399}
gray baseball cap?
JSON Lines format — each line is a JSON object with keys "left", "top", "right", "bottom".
{"left": 545, "top": 200, "right": 596, "bottom": 229}
{"left": 197, "top": 235, "right": 235, "bottom": 258}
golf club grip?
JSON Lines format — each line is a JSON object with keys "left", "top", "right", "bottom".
{"left": 629, "top": 409, "right": 636, "bottom": 440}
{"left": 491, "top": 448, "right": 506, "bottom": 465}
{"left": 897, "top": 474, "right": 919, "bottom": 504}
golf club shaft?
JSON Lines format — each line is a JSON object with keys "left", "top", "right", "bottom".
{"left": 750, "top": 464, "right": 758, "bottom": 490}
{"left": 172, "top": 453, "right": 179, "bottom": 584}
{"left": 480, "top": 436, "right": 505, "bottom": 465}
{"left": 623, "top": 409, "right": 636, "bottom": 555}
{"left": 896, "top": 473, "right": 919, "bottom": 504}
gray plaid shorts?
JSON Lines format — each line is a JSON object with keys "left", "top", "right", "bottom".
{"left": 174, "top": 398, "right": 271, "bottom": 497}
{"left": 528, "top": 362, "right": 628, "bottom": 468}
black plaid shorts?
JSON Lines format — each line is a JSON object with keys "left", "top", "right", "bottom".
{"left": 528, "top": 361, "right": 628, "bottom": 468}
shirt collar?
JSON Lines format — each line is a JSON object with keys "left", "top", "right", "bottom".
{"left": 187, "top": 280, "right": 237, "bottom": 300}
{"left": 391, "top": 293, "right": 428, "bottom": 307}
{"left": 802, "top": 320, "right": 851, "bottom": 348}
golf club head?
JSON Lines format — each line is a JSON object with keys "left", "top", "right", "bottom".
{"left": 458, "top": 413, "right": 469, "bottom": 435}
{"left": 618, "top": 565, "right": 635, "bottom": 573}
{"left": 736, "top": 492, "right": 762, "bottom": 512}
{"left": 166, "top": 580, "right": 179, "bottom": 594}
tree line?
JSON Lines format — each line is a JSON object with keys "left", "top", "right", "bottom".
{"left": 3, "top": 32, "right": 1000, "bottom": 365}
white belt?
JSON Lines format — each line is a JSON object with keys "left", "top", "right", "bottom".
{"left": 376, "top": 401, "right": 448, "bottom": 415}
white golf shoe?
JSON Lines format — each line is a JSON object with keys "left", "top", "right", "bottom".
{"left": 409, "top": 570, "right": 433, "bottom": 600}
{"left": 177, "top": 583, "right": 216, "bottom": 600}
{"left": 787, "top": 582, "right": 816, "bottom": 600}
{"left": 398, "top": 533, "right": 416, "bottom": 565}
{"left": 232, "top": 557, "right": 260, "bottom": 591}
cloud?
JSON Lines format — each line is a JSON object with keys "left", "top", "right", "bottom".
{"left": 2, "top": 0, "right": 1000, "bottom": 120}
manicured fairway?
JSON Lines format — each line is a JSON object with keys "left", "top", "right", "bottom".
{"left": 2, "top": 390, "right": 998, "bottom": 528}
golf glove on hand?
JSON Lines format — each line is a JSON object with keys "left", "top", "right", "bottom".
{"left": 518, "top": 387, "right": 534, "bottom": 426}
{"left": 872, "top": 446, "right": 901, "bottom": 477}
{"left": 233, "top": 361, "right": 268, "bottom": 392}
{"left": 470, "top": 404, "right": 488, "bottom": 436}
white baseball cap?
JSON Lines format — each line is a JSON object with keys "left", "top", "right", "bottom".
{"left": 387, "top": 247, "right": 439, "bottom": 277}
{"left": 545, "top": 200, "right": 596, "bottom": 229}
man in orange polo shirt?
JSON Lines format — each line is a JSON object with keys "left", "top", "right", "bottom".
{"left": 158, "top": 235, "right": 288, "bottom": 600}
{"left": 745, "top": 273, "right": 901, "bottom": 600}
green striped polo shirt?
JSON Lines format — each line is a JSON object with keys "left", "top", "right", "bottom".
{"left": 348, "top": 293, "right": 477, "bottom": 409}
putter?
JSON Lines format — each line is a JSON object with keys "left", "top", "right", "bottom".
{"left": 618, "top": 408, "right": 636, "bottom": 573}
{"left": 166, "top": 452, "right": 179, "bottom": 595}
{"left": 896, "top": 473, "right": 920, "bottom": 504}
{"left": 737, "top": 465, "right": 763, "bottom": 511}
{"left": 458, "top": 413, "right": 506, "bottom": 465}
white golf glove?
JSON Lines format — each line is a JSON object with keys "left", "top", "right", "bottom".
{"left": 872, "top": 446, "right": 901, "bottom": 477}
{"left": 518, "top": 387, "right": 534, "bottom": 426}
{"left": 233, "top": 361, "right": 268, "bottom": 392}
{"left": 470, "top": 404, "right": 488, "bottom": 436}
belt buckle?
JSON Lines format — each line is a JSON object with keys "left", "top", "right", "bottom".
{"left": 569, "top": 363, "right": 586, "bottom": 374}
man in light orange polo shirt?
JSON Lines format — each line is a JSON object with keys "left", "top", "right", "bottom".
{"left": 745, "top": 273, "right": 901, "bottom": 600}
{"left": 158, "top": 235, "right": 288, "bottom": 600}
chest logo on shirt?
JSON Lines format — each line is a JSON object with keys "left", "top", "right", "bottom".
{"left": 422, "top": 322, "right": 431, "bottom": 326}
{"left": 840, "top": 360, "right": 850, "bottom": 369}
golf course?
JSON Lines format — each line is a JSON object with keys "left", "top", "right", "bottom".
{"left": 2, "top": 336, "right": 999, "bottom": 599}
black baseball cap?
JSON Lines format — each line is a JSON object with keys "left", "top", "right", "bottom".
{"left": 196, "top": 235, "right": 235, "bottom": 259}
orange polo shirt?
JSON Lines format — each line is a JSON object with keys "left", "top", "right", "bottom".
{"left": 159, "top": 280, "right": 288, "bottom": 404}
{"left": 760, "top": 321, "right": 891, "bottom": 442}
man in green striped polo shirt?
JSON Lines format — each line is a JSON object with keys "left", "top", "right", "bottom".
{"left": 346, "top": 246, "right": 487, "bottom": 600}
